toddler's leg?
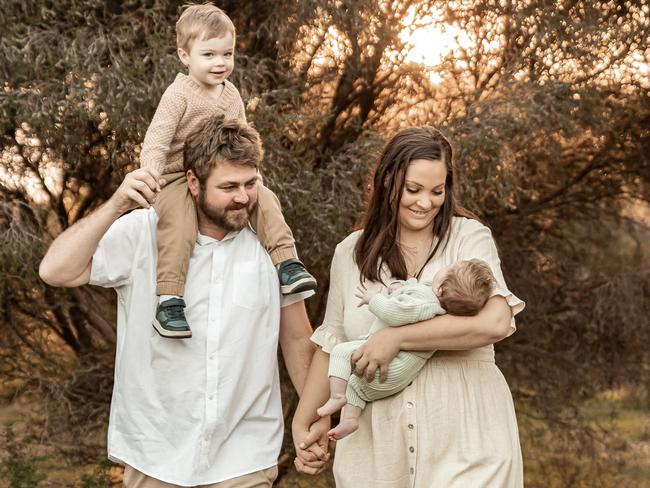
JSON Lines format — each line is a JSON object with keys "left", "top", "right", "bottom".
{"left": 151, "top": 172, "right": 196, "bottom": 339}
{"left": 328, "top": 404, "right": 362, "bottom": 441}
{"left": 252, "top": 183, "right": 317, "bottom": 294}
{"left": 328, "top": 377, "right": 366, "bottom": 440}
{"left": 318, "top": 341, "right": 363, "bottom": 416}
{"left": 317, "top": 377, "right": 348, "bottom": 417}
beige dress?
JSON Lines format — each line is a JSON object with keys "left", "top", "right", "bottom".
{"left": 311, "top": 217, "right": 526, "bottom": 488}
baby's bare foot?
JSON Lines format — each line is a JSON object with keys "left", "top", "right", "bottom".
{"left": 328, "top": 418, "right": 359, "bottom": 441}
{"left": 317, "top": 396, "right": 347, "bottom": 417}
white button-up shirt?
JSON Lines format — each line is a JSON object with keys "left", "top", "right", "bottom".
{"left": 89, "top": 208, "right": 311, "bottom": 486}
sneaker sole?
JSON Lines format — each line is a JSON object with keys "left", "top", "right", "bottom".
{"left": 152, "top": 319, "right": 192, "bottom": 339}
{"left": 281, "top": 277, "right": 317, "bottom": 295}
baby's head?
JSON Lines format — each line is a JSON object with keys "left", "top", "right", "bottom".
{"left": 432, "top": 259, "right": 495, "bottom": 316}
{"left": 176, "top": 4, "right": 236, "bottom": 88}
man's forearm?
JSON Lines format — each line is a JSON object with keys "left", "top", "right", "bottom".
{"left": 39, "top": 200, "right": 122, "bottom": 287}
{"left": 292, "top": 348, "right": 330, "bottom": 430}
{"left": 282, "top": 336, "right": 316, "bottom": 397}
{"left": 279, "top": 300, "right": 317, "bottom": 396}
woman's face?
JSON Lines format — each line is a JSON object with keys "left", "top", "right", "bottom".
{"left": 398, "top": 158, "right": 447, "bottom": 233}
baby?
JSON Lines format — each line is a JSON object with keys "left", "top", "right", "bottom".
{"left": 140, "top": 4, "right": 316, "bottom": 339}
{"left": 317, "top": 259, "right": 496, "bottom": 440}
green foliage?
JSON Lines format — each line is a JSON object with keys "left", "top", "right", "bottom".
{"left": 0, "top": 425, "right": 47, "bottom": 488}
{"left": 0, "top": 0, "right": 648, "bottom": 484}
{"left": 521, "top": 387, "right": 650, "bottom": 487}
{"left": 80, "top": 460, "right": 113, "bottom": 488}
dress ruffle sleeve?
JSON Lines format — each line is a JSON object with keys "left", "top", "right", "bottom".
{"left": 310, "top": 243, "right": 347, "bottom": 353}
{"left": 457, "top": 220, "right": 525, "bottom": 334}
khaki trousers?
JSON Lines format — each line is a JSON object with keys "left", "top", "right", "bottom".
{"left": 123, "top": 465, "right": 278, "bottom": 488}
{"left": 154, "top": 172, "right": 297, "bottom": 296}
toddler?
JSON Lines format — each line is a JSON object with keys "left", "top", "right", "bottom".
{"left": 140, "top": 4, "right": 316, "bottom": 338}
{"left": 317, "top": 259, "right": 496, "bottom": 440}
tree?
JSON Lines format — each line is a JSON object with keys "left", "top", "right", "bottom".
{"left": 1, "top": 0, "right": 648, "bottom": 484}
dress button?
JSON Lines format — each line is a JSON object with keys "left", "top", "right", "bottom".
{"left": 409, "top": 446, "right": 415, "bottom": 453}
{"left": 408, "top": 424, "right": 414, "bottom": 429}
{"left": 406, "top": 401, "right": 414, "bottom": 408}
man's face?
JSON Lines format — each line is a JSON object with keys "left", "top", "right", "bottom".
{"left": 188, "top": 161, "right": 259, "bottom": 234}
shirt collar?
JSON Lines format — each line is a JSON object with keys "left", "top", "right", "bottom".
{"left": 196, "top": 231, "right": 239, "bottom": 246}
{"left": 196, "top": 223, "right": 255, "bottom": 246}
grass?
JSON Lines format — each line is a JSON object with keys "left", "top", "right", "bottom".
{"left": 0, "top": 387, "right": 647, "bottom": 487}
{"left": 521, "top": 387, "right": 650, "bottom": 488}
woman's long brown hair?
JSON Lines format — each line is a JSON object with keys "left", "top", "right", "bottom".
{"left": 354, "top": 126, "right": 478, "bottom": 283}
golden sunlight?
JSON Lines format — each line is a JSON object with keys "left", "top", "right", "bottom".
{"left": 399, "top": 9, "right": 470, "bottom": 84}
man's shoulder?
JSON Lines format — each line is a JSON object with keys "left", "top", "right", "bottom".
{"left": 110, "top": 208, "right": 158, "bottom": 236}
{"left": 119, "top": 207, "right": 157, "bottom": 223}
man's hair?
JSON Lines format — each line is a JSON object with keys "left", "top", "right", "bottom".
{"left": 438, "top": 259, "right": 496, "bottom": 316}
{"left": 183, "top": 115, "right": 263, "bottom": 186}
{"left": 176, "top": 3, "right": 236, "bottom": 52}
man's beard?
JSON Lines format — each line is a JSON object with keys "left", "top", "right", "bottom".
{"left": 198, "top": 190, "right": 256, "bottom": 232}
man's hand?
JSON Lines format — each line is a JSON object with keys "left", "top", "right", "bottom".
{"left": 355, "top": 283, "right": 382, "bottom": 308}
{"left": 351, "top": 327, "right": 401, "bottom": 383}
{"left": 293, "top": 416, "right": 330, "bottom": 475}
{"left": 38, "top": 167, "right": 166, "bottom": 288}
{"left": 107, "top": 168, "right": 165, "bottom": 215}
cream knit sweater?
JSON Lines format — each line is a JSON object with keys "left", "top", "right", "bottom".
{"left": 140, "top": 73, "right": 246, "bottom": 174}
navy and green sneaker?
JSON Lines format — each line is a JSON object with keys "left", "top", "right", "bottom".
{"left": 152, "top": 297, "right": 192, "bottom": 339}
{"left": 277, "top": 258, "right": 317, "bottom": 295}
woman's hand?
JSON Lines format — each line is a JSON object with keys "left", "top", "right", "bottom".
{"left": 351, "top": 327, "right": 401, "bottom": 382}
{"left": 292, "top": 416, "right": 331, "bottom": 475}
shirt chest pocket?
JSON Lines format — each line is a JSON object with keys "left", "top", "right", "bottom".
{"left": 232, "top": 261, "right": 271, "bottom": 310}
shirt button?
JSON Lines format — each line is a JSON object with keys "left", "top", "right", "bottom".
{"left": 409, "top": 446, "right": 415, "bottom": 453}
{"left": 410, "top": 468, "right": 414, "bottom": 474}
{"left": 209, "top": 395, "right": 214, "bottom": 400}
{"left": 406, "top": 402, "right": 414, "bottom": 408}
{"left": 408, "top": 424, "right": 414, "bottom": 429}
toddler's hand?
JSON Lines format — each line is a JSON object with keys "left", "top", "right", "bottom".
{"left": 387, "top": 280, "right": 404, "bottom": 295}
{"left": 355, "top": 283, "right": 380, "bottom": 307}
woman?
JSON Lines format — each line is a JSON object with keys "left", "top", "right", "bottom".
{"left": 292, "top": 127, "right": 525, "bottom": 487}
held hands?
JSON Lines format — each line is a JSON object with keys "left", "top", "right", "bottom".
{"left": 292, "top": 416, "right": 331, "bottom": 475}
{"left": 351, "top": 327, "right": 401, "bottom": 383}
{"left": 108, "top": 168, "right": 166, "bottom": 215}
{"left": 355, "top": 283, "right": 382, "bottom": 308}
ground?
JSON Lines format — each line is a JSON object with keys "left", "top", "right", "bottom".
{"left": 0, "top": 388, "right": 647, "bottom": 487}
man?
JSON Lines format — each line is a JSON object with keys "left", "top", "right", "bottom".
{"left": 39, "top": 115, "right": 329, "bottom": 487}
